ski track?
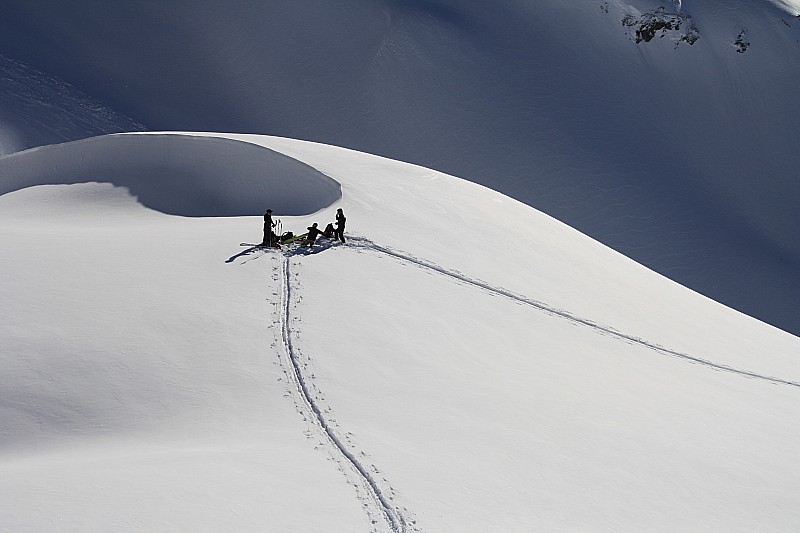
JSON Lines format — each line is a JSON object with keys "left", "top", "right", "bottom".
{"left": 235, "top": 232, "right": 797, "bottom": 532}
{"left": 344, "top": 237, "right": 800, "bottom": 390}
{"left": 277, "top": 254, "right": 409, "bottom": 533}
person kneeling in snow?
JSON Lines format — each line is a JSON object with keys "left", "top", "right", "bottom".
{"left": 304, "top": 223, "right": 324, "bottom": 247}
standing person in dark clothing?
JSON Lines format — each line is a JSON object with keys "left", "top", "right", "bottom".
{"left": 262, "top": 209, "right": 276, "bottom": 246}
{"left": 304, "top": 223, "right": 324, "bottom": 247}
{"left": 334, "top": 208, "right": 346, "bottom": 243}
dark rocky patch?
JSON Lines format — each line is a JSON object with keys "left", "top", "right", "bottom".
{"left": 622, "top": 7, "right": 699, "bottom": 47}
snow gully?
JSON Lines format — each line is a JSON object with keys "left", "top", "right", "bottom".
{"left": 278, "top": 255, "right": 408, "bottom": 533}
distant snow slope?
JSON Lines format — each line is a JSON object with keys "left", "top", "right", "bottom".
{"left": 0, "top": 55, "right": 144, "bottom": 155}
{"left": 0, "top": 0, "right": 798, "bottom": 334}
{"left": 1, "top": 132, "right": 799, "bottom": 531}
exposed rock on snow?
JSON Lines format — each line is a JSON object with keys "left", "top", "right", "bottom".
{"left": 735, "top": 30, "right": 751, "bottom": 53}
{"left": 622, "top": 7, "right": 699, "bottom": 46}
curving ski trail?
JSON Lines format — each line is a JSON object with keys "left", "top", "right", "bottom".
{"left": 346, "top": 237, "right": 800, "bottom": 390}
{"left": 277, "top": 254, "right": 409, "bottom": 533}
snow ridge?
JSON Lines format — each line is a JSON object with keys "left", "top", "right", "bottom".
{"left": 278, "top": 255, "right": 409, "bottom": 533}
{"left": 348, "top": 237, "right": 800, "bottom": 390}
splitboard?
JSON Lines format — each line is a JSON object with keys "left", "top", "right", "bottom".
{"left": 240, "top": 233, "right": 309, "bottom": 247}
{"left": 281, "top": 232, "right": 309, "bottom": 244}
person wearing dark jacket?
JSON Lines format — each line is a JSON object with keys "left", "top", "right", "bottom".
{"left": 334, "top": 208, "right": 346, "bottom": 243}
{"left": 304, "top": 223, "right": 323, "bottom": 247}
{"left": 262, "top": 209, "right": 276, "bottom": 246}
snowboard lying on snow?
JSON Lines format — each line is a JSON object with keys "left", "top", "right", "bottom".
{"left": 240, "top": 232, "right": 309, "bottom": 248}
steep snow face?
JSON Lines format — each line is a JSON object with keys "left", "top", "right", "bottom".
{"left": 0, "top": 1, "right": 798, "bottom": 334}
{"left": 0, "top": 55, "right": 144, "bottom": 155}
{"left": 0, "top": 134, "right": 341, "bottom": 217}
{"left": 1, "top": 132, "right": 799, "bottom": 532}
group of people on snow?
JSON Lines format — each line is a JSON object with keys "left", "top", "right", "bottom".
{"left": 262, "top": 208, "right": 346, "bottom": 249}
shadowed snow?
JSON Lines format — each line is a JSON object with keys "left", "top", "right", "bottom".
{"left": 0, "top": 134, "right": 341, "bottom": 217}
{"left": 0, "top": 54, "right": 145, "bottom": 155}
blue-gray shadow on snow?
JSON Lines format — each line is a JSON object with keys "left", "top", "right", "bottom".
{"left": 0, "top": 133, "right": 341, "bottom": 217}
{"left": 284, "top": 237, "right": 342, "bottom": 256}
{"left": 225, "top": 237, "right": 342, "bottom": 264}
{"left": 225, "top": 246, "right": 264, "bottom": 264}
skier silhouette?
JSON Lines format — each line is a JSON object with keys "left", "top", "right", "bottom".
{"left": 262, "top": 209, "right": 277, "bottom": 247}
{"left": 334, "top": 208, "right": 346, "bottom": 243}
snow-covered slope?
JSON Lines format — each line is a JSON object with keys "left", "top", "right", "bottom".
{"left": 0, "top": 55, "right": 144, "bottom": 155}
{"left": 1, "top": 133, "right": 799, "bottom": 531}
{"left": 0, "top": 0, "right": 799, "bottom": 335}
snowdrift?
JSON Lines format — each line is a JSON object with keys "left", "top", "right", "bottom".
{"left": 0, "top": 133, "right": 341, "bottom": 217}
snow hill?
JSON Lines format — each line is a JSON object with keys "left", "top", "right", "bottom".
{"left": 0, "top": 0, "right": 799, "bottom": 335}
{"left": 1, "top": 132, "right": 799, "bottom": 532}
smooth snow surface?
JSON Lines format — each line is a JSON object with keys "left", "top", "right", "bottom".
{"left": 1, "top": 132, "right": 799, "bottom": 532}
